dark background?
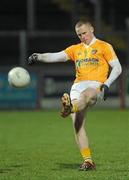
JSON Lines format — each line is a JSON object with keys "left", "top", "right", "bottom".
{"left": 0, "top": 0, "right": 128, "bottom": 109}
{"left": 0, "top": 0, "right": 129, "bottom": 30}
{"left": 0, "top": 0, "right": 128, "bottom": 66}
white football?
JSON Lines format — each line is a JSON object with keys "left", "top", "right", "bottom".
{"left": 8, "top": 67, "right": 31, "bottom": 88}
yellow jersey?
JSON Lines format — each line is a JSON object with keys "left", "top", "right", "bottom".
{"left": 64, "top": 39, "right": 118, "bottom": 83}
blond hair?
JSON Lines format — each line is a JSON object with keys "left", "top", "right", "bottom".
{"left": 75, "top": 18, "right": 94, "bottom": 29}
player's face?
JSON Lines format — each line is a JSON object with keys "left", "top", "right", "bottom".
{"left": 75, "top": 24, "right": 94, "bottom": 45}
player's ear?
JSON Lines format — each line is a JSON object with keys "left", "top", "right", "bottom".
{"left": 90, "top": 26, "right": 94, "bottom": 33}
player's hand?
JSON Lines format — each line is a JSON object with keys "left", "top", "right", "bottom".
{"left": 100, "top": 84, "right": 109, "bottom": 100}
{"left": 28, "top": 53, "right": 38, "bottom": 65}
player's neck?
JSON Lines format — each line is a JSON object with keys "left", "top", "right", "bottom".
{"left": 83, "top": 36, "right": 97, "bottom": 47}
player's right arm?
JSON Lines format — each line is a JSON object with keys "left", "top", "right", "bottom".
{"left": 28, "top": 51, "right": 68, "bottom": 64}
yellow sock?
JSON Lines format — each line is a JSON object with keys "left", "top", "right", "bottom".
{"left": 80, "top": 148, "right": 92, "bottom": 162}
{"left": 71, "top": 102, "right": 78, "bottom": 113}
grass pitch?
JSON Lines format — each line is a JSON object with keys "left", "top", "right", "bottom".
{"left": 0, "top": 110, "right": 128, "bottom": 180}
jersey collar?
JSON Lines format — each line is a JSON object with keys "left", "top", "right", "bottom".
{"left": 83, "top": 37, "right": 97, "bottom": 48}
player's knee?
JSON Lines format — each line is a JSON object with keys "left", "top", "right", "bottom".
{"left": 87, "top": 94, "right": 97, "bottom": 106}
{"left": 88, "top": 97, "right": 97, "bottom": 106}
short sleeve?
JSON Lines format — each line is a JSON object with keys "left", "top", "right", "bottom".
{"left": 104, "top": 43, "right": 118, "bottom": 62}
{"left": 64, "top": 45, "right": 75, "bottom": 61}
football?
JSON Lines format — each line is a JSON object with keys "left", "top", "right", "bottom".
{"left": 8, "top": 67, "right": 31, "bottom": 88}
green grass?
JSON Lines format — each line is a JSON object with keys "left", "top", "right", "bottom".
{"left": 0, "top": 110, "right": 128, "bottom": 180}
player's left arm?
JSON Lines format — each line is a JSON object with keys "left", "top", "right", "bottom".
{"left": 104, "top": 59, "right": 122, "bottom": 87}
{"left": 100, "top": 43, "right": 122, "bottom": 100}
{"left": 100, "top": 59, "right": 122, "bottom": 100}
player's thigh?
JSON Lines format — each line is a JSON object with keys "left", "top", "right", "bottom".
{"left": 81, "top": 88, "right": 98, "bottom": 106}
{"left": 70, "top": 81, "right": 101, "bottom": 102}
{"left": 81, "top": 87, "right": 97, "bottom": 98}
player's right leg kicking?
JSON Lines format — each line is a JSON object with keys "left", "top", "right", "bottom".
{"left": 61, "top": 88, "right": 97, "bottom": 116}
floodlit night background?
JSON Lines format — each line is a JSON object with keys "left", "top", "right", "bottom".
{"left": 0, "top": 0, "right": 129, "bottom": 109}
{"left": 0, "top": 1, "right": 128, "bottom": 180}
